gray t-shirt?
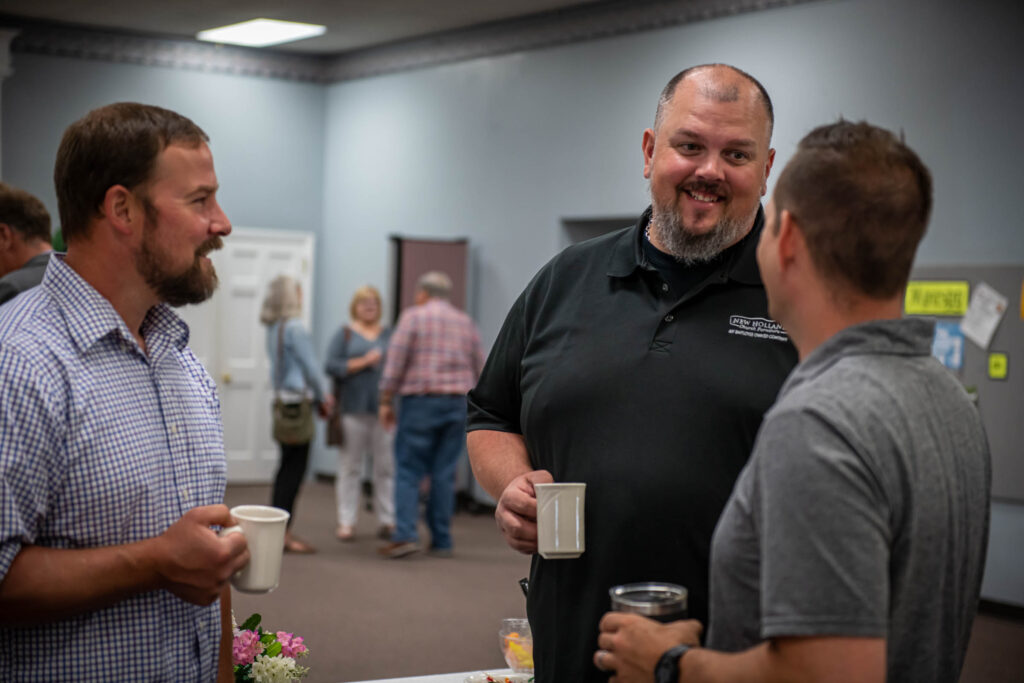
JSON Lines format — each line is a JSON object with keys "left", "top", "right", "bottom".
{"left": 708, "top": 318, "right": 990, "bottom": 683}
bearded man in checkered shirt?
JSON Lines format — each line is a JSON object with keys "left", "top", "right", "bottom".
{"left": 0, "top": 103, "right": 248, "bottom": 682}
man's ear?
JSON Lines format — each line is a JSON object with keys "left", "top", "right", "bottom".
{"left": 101, "top": 185, "right": 141, "bottom": 236}
{"left": 761, "top": 148, "right": 776, "bottom": 196}
{"left": 0, "top": 222, "right": 12, "bottom": 248}
{"left": 641, "top": 128, "right": 656, "bottom": 179}
{"left": 776, "top": 209, "right": 804, "bottom": 270}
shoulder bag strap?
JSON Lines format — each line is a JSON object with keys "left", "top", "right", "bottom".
{"left": 275, "top": 320, "right": 286, "bottom": 402}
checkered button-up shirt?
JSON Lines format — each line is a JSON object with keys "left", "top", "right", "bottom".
{"left": 0, "top": 255, "right": 226, "bottom": 682}
{"left": 380, "top": 298, "right": 484, "bottom": 397}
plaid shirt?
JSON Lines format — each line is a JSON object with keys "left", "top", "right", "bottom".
{"left": 380, "top": 298, "right": 484, "bottom": 397}
{"left": 0, "top": 256, "right": 226, "bottom": 682}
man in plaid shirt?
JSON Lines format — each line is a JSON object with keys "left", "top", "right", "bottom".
{"left": 0, "top": 103, "right": 248, "bottom": 681}
{"left": 378, "top": 271, "right": 484, "bottom": 558}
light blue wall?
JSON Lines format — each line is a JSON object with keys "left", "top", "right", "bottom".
{"left": 2, "top": 54, "right": 326, "bottom": 235}
{"left": 1, "top": 52, "right": 329, "bottom": 345}
{"left": 2, "top": 0, "right": 1021, "bottom": 605}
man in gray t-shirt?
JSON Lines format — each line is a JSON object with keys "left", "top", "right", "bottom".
{"left": 593, "top": 121, "right": 991, "bottom": 683}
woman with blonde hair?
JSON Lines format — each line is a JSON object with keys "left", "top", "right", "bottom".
{"left": 261, "top": 274, "right": 333, "bottom": 554}
{"left": 324, "top": 285, "right": 395, "bottom": 541}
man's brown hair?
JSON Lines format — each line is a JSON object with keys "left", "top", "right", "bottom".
{"left": 53, "top": 102, "right": 208, "bottom": 243}
{"left": 773, "top": 120, "right": 932, "bottom": 299}
{"left": 0, "top": 182, "right": 51, "bottom": 244}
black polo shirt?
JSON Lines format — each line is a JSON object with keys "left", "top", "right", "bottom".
{"left": 467, "top": 206, "right": 797, "bottom": 683}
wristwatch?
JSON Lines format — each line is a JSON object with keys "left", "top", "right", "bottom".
{"left": 654, "top": 644, "right": 691, "bottom": 683}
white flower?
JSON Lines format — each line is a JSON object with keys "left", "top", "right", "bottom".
{"left": 251, "top": 654, "right": 298, "bottom": 683}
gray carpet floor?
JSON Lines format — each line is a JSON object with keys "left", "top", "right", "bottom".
{"left": 226, "top": 481, "right": 1024, "bottom": 683}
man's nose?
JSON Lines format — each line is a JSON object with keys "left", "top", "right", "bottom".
{"left": 695, "top": 153, "right": 725, "bottom": 181}
{"left": 210, "top": 200, "right": 232, "bottom": 236}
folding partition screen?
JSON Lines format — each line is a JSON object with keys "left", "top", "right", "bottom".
{"left": 388, "top": 236, "right": 469, "bottom": 323}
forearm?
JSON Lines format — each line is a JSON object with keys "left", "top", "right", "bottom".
{"left": 679, "top": 638, "right": 884, "bottom": 683}
{"left": 678, "top": 644, "right": 775, "bottom": 683}
{"left": 467, "top": 429, "right": 532, "bottom": 499}
{"left": 0, "top": 541, "right": 161, "bottom": 626}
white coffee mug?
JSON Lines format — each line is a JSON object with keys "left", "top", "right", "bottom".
{"left": 535, "top": 483, "right": 586, "bottom": 559}
{"left": 218, "top": 505, "right": 290, "bottom": 593}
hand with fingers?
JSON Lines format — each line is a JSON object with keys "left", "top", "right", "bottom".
{"left": 318, "top": 393, "right": 336, "bottom": 418}
{"left": 594, "top": 612, "right": 702, "bottom": 682}
{"left": 363, "top": 348, "right": 383, "bottom": 368}
{"left": 147, "top": 505, "right": 250, "bottom": 605}
{"left": 495, "top": 469, "right": 553, "bottom": 554}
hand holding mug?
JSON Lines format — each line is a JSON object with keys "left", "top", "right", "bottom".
{"left": 150, "top": 504, "right": 250, "bottom": 605}
{"left": 495, "top": 470, "right": 553, "bottom": 554}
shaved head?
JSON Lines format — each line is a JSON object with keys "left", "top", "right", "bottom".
{"left": 654, "top": 64, "right": 774, "bottom": 141}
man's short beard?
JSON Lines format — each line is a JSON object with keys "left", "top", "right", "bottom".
{"left": 136, "top": 200, "right": 222, "bottom": 307}
{"left": 649, "top": 198, "right": 754, "bottom": 266}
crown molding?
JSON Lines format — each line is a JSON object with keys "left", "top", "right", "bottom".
{"left": 5, "top": 0, "right": 821, "bottom": 84}
{"left": 323, "top": 0, "right": 818, "bottom": 82}
{"left": 7, "top": 21, "right": 331, "bottom": 82}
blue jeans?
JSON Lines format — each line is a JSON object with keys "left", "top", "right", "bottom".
{"left": 392, "top": 395, "right": 467, "bottom": 549}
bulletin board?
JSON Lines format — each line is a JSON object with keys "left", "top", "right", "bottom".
{"left": 906, "top": 265, "right": 1024, "bottom": 503}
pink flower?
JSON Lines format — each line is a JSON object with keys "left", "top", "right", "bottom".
{"left": 276, "top": 631, "right": 308, "bottom": 658}
{"left": 233, "top": 629, "right": 264, "bottom": 666}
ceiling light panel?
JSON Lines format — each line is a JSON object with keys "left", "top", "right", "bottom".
{"left": 197, "top": 18, "right": 326, "bottom": 48}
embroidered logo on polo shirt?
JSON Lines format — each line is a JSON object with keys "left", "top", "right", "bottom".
{"left": 728, "top": 316, "right": 789, "bottom": 342}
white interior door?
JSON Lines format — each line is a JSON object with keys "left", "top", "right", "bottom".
{"left": 178, "top": 227, "right": 315, "bottom": 483}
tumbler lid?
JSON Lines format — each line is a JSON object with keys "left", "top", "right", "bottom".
{"left": 609, "top": 582, "right": 688, "bottom": 616}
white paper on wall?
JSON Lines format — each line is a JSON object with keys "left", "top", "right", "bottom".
{"left": 960, "top": 281, "right": 1008, "bottom": 350}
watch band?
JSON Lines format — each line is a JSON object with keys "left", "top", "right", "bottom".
{"left": 654, "top": 644, "right": 691, "bottom": 683}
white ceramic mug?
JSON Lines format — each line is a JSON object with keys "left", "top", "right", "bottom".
{"left": 218, "top": 505, "right": 290, "bottom": 593}
{"left": 535, "top": 483, "right": 585, "bottom": 559}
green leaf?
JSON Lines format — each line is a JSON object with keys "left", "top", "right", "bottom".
{"left": 260, "top": 632, "right": 276, "bottom": 646}
{"left": 240, "top": 613, "right": 262, "bottom": 631}
{"left": 265, "top": 641, "right": 283, "bottom": 658}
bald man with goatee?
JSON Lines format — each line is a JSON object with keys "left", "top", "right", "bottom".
{"left": 467, "top": 64, "right": 798, "bottom": 683}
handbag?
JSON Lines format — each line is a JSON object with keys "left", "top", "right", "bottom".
{"left": 272, "top": 321, "right": 315, "bottom": 445}
{"left": 273, "top": 397, "right": 314, "bottom": 445}
{"left": 326, "top": 326, "right": 351, "bottom": 447}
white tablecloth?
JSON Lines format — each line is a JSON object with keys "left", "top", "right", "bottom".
{"left": 346, "top": 669, "right": 517, "bottom": 683}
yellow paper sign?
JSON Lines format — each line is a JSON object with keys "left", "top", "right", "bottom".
{"left": 904, "top": 281, "right": 970, "bottom": 316}
{"left": 988, "top": 353, "right": 1008, "bottom": 380}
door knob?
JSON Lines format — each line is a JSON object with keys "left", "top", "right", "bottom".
{"left": 221, "top": 372, "right": 232, "bottom": 384}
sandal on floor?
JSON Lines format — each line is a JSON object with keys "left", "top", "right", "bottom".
{"left": 284, "top": 536, "right": 317, "bottom": 554}
{"left": 336, "top": 525, "right": 355, "bottom": 541}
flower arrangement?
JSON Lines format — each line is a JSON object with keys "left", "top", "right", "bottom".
{"left": 232, "top": 612, "right": 310, "bottom": 683}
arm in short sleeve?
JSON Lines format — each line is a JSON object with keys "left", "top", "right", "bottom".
{"left": 755, "top": 409, "right": 891, "bottom": 640}
{"left": 0, "top": 347, "right": 64, "bottom": 581}
{"left": 467, "top": 291, "right": 527, "bottom": 434}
